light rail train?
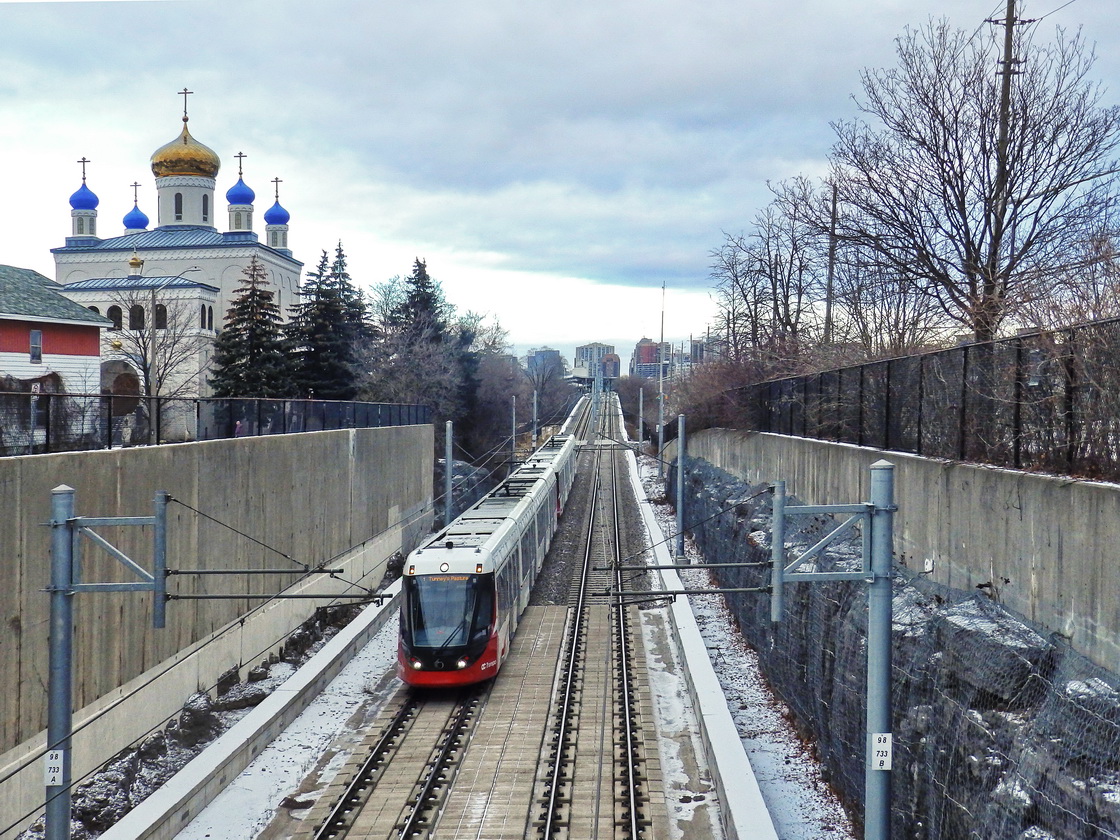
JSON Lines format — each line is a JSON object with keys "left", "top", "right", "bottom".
{"left": 398, "top": 425, "right": 580, "bottom": 688}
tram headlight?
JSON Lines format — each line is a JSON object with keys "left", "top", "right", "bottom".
{"left": 456, "top": 657, "right": 470, "bottom": 669}
{"left": 410, "top": 658, "right": 423, "bottom": 670}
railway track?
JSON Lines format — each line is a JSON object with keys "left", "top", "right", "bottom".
{"left": 295, "top": 685, "right": 490, "bottom": 840}
{"left": 290, "top": 394, "right": 665, "bottom": 840}
{"left": 531, "top": 393, "right": 657, "bottom": 840}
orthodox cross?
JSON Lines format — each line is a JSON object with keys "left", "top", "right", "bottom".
{"left": 131, "top": 182, "right": 141, "bottom": 204}
{"left": 235, "top": 151, "right": 247, "bottom": 178}
{"left": 179, "top": 87, "right": 194, "bottom": 119}
{"left": 77, "top": 157, "right": 90, "bottom": 182}
{"left": 272, "top": 176, "right": 283, "bottom": 201}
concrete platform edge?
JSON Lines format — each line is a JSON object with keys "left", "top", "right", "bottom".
{"left": 623, "top": 449, "right": 779, "bottom": 840}
{"left": 99, "top": 581, "right": 402, "bottom": 840}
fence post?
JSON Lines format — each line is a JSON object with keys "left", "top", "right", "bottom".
{"left": 1013, "top": 338, "right": 1024, "bottom": 469}
{"left": 1064, "top": 330, "right": 1076, "bottom": 471}
{"left": 917, "top": 355, "right": 925, "bottom": 456}
{"left": 959, "top": 344, "right": 970, "bottom": 461}
{"left": 44, "top": 394, "right": 52, "bottom": 454}
{"left": 883, "top": 359, "right": 893, "bottom": 450}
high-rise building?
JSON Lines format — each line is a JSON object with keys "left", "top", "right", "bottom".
{"left": 630, "top": 337, "right": 670, "bottom": 379}
{"left": 574, "top": 342, "right": 614, "bottom": 371}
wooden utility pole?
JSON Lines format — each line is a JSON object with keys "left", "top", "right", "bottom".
{"left": 823, "top": 183, "right": 839, "bottom": 345}
{"left": 984, "top": 0, "right": 1021, "bottom": 341}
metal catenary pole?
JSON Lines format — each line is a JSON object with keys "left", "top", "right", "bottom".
{"left": 638, "top": 386, "right": 644, "bottom": 446}
{"left": 865, "top": 460, "right": 895, "bottom": 840}
{"left": 445, "top": 420, "right": 454, "bottom": 527}
{"left": 675, "top": 413, "right": 686, "bottom": 558}
{"left": 46, "top": 486, "right": 76, "bottom": 840}
{"left": 532, "top": 388, "right": 539, "bottom": 450}
{"left": 769, "top": 462, "right": 895, "bottom": 840}
{"left": 510, "top": 394, "right": 517, "bottom": 477}
{"left": 45, "top": 486, "right": 169, "bottom": 840}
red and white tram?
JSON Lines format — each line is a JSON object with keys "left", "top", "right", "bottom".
{"left": 398, "top": 431, "right": 579, "bottom": 687}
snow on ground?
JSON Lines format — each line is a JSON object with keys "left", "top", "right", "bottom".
{"left": 169, "top": 451, "right": 852, "bottom": 840}
{"left": 174, "top": 618, "right": 401, "bottom": 840}
{"left": 638, "top": 456, "right": 856, "bottom": 840}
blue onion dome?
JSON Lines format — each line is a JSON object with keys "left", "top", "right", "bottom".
{"left": 123, "top": 203, "right": 149, "bottom": 230}
{"left": 69, "top": 182, "right": 99, "bottom": 210}
{"left": 225, "top": 177, "right": 255, "bottom": 206}
{"left": 264, "top": 200, "right": 290, "bottom": 225}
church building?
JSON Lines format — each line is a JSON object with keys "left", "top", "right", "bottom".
{"left": 52, "top": 98, "right": 302, "bottom": 401}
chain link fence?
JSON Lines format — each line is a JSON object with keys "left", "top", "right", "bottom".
{"left": 735, "top": 318, "right": 1120, "bottom": 481}
{"left": 0, "top": 391, "right": 430, "bottom": 456}
{"left": 673, "top": 455, "right": 1120, "bottom": 839}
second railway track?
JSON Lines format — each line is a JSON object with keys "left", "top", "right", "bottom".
{"left": 288, "top": 394, "right": 670, "bottom": 840}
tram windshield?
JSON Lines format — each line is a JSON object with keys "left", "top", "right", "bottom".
{"left": 403, "top": 574, "right": 493, "bottom": 649}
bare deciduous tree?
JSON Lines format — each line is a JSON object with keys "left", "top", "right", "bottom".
{"left": 830, "top": 20, "right": 1120, "bottom": 342}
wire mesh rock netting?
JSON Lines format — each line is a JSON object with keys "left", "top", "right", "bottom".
{"left": 670, "top": 456, "right": 1120, "bottom": 840}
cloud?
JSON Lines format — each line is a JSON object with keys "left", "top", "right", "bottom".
{"left": 1, "top": 0, "right": 1117, "bottom": 354}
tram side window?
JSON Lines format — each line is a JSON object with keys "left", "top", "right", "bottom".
{"left": 536, "top": 503, "right": 550, "bottom": 544}
{"left": 495, "top": 558, "right": 510, "bottom": 611}
{"left": 519, "top": 529, "right": 535, "bottom": 578}
{"left": 470, "top": 582, "right": 495, "bottom": 646}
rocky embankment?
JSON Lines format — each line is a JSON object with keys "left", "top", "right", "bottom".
{"left": 671, "top": 456, "right": 1120, "bottom": 840}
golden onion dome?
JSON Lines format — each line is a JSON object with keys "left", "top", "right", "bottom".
{"left": 150, "top": 117, "right": 221, "bottom": 179}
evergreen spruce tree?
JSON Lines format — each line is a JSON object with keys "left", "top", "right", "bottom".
{"left": 389, "top": 258, "right": 449, "bottom": 344}
{"left": 286, "top": 243, "right": 373, "bottom": 400}
{"left": 209, "top": 255, "right": 294, "bottom": 397}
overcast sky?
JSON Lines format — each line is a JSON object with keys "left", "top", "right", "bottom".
{"left": 0, "top": 0, "right": 1115, "bottom": 365}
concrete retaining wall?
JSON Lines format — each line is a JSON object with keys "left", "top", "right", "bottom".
{"left": 681, "top": 428, "right": 1120, "bottom": 671}
{"left": 0, "top": 426, "right": 432, "bottom": 838}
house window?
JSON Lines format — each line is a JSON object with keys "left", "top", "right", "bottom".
{"left": 202, "top": 194, "right": 209, "bottom": 222}
{"left": 88, "top": 306, "right": 100, "bottom": 315}
{"left": 129, "top": 304, "right": 145, "bottom": 330}
{"left": 155, "top": 304, "right": 167, "bottom": 329}
{"left": 174, "top": 192, "right": 183, "bottom": 221}
{"left": 107, "top": 306, "right": 123, "bottom": 330}
{"left": 30, "top": 330, "right": 42, "bottom": 364}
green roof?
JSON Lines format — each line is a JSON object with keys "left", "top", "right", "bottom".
{"left": 0, "top": 264, "right": 111, "bottom": 326}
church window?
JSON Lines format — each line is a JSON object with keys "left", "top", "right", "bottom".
{"left": 174, "top": 193, "right": 183, "bottom": 221}
{"left": 108, "top": 306, "right": 123, "bottom": 330}
{"left": 29, "top": 330, "right": 42, "bottom": 364}
{"left": 90, "top": 218, "right": 96, "bottom": 235}
{"left": 202, "top": 194, "right": 209, "bottom": 222}
{"left": 155, "top": 304, "right": 167, "bottom": 329}
{"left": 129, "top": 305, "right": 145, "bottom": 330}
{"left": 234, "top": 211, "right": 242, "bottom": 229}
{"left": 88, "top": 306, "right": 100, "bottom": 315}
{"left": 200, "top": 303, "right": 207, "bottom": 329}
{"left": 207, "top": 306, "right": 214, "bottom": 331}
{"left": 75, "top": 217, "right": 84, "bottom": 235}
